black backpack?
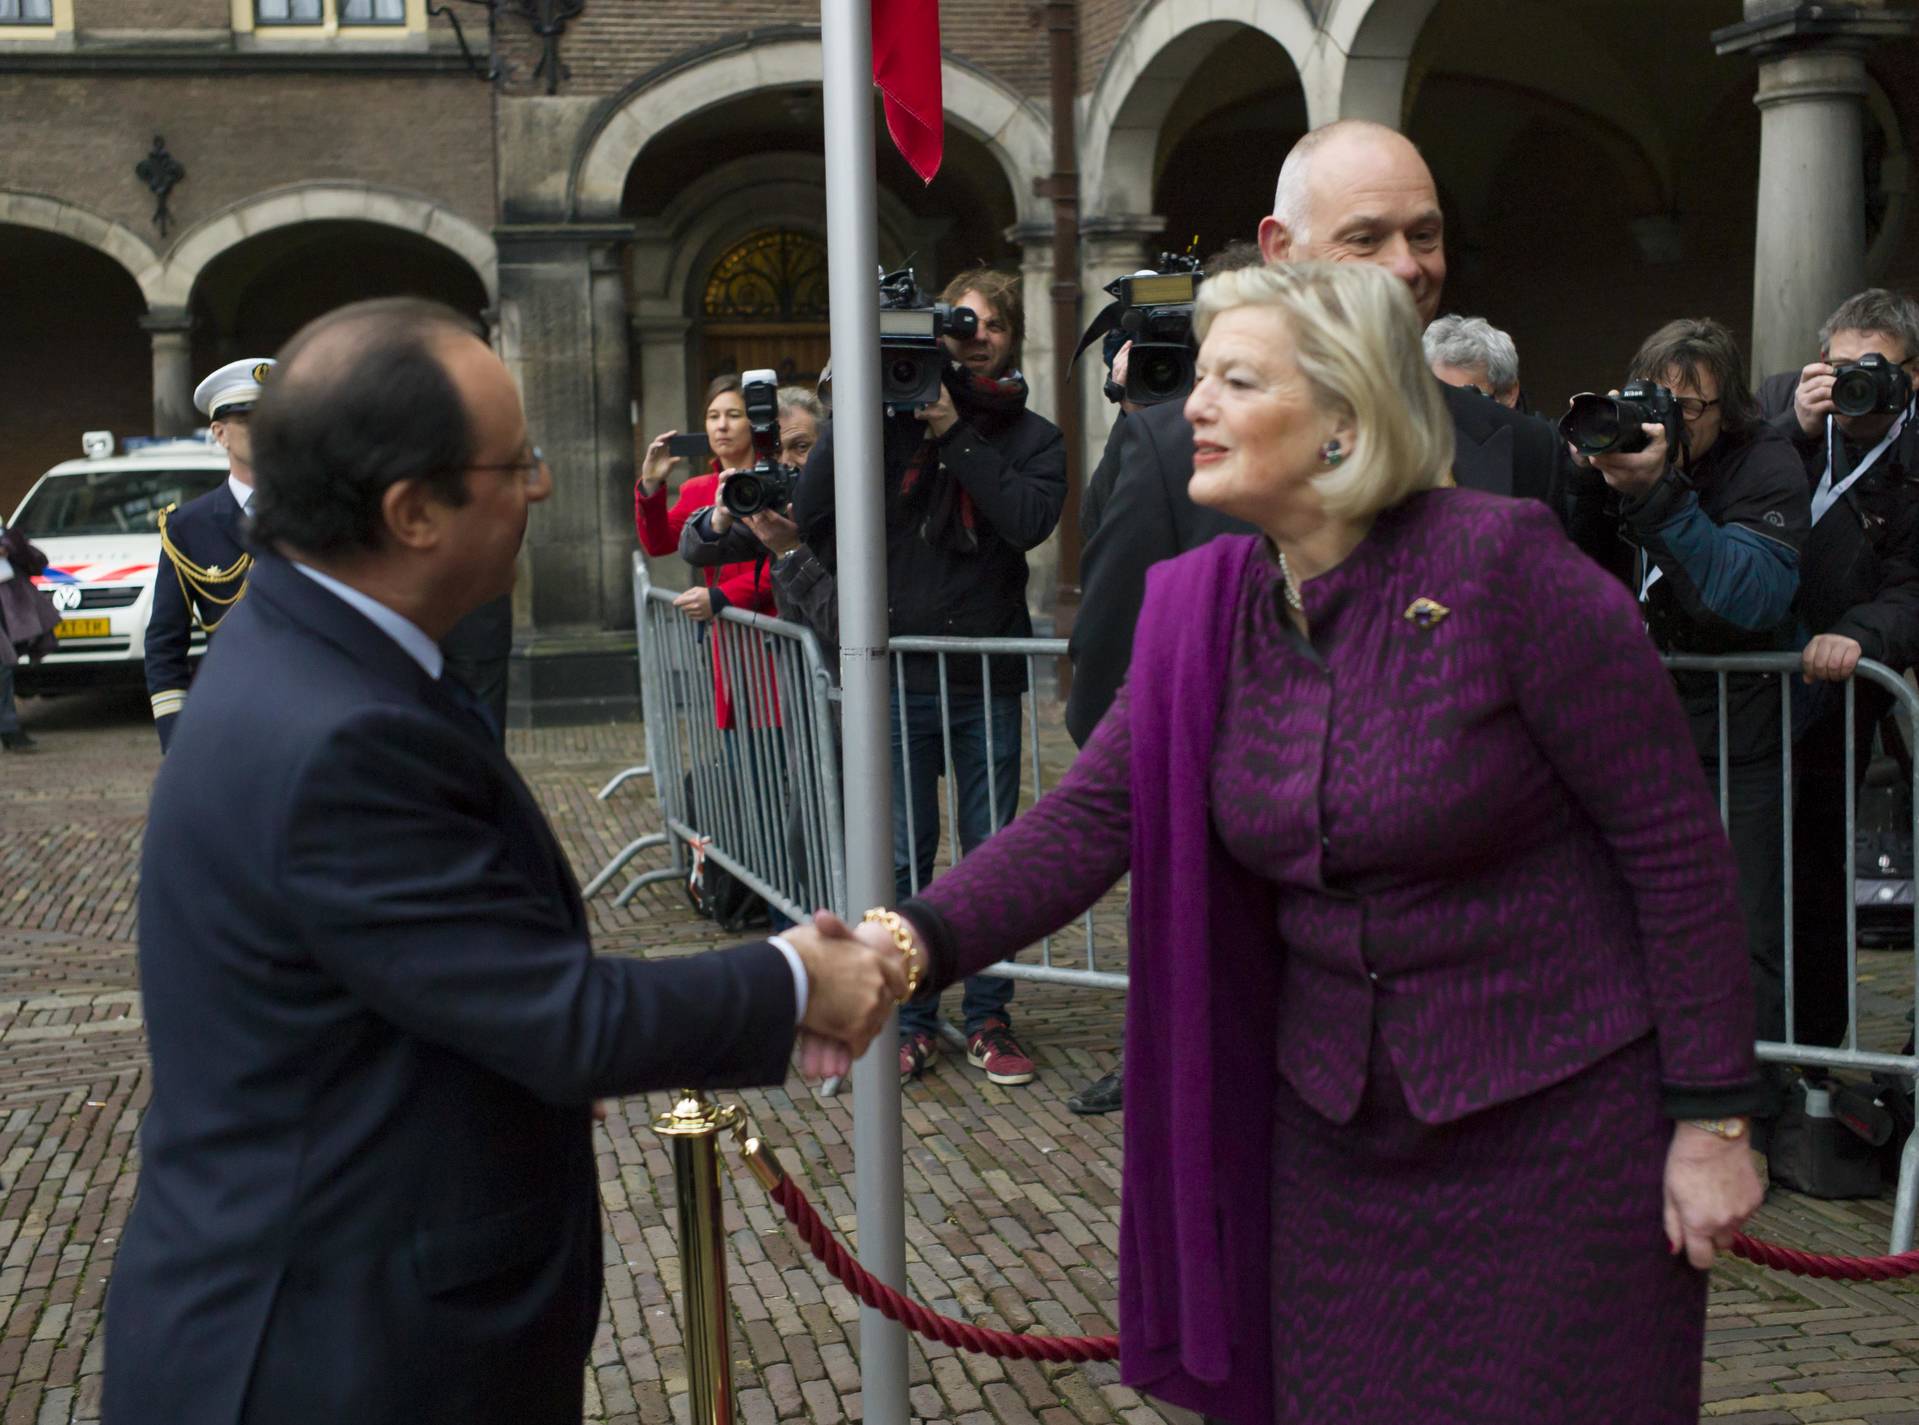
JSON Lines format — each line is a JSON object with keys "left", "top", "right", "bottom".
{"left": 681, "top": 771, "right": 770, "bottom": 934}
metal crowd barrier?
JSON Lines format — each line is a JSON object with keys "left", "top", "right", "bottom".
{"left": 590, "top": 564, "right": 1919, "bottom": 1246}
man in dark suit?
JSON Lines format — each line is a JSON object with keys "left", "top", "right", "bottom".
{"left": 104, "top": 298, "right": 905, "bottom": 1425}
{"left": 1060, "top": 119, "right": 1581, "bottom": 1115}
{"left": 1065, "top": 118, "right": 1581, "bottom": 747}
{"left": 144, "top": 357, "right": 273, "bottom": 751}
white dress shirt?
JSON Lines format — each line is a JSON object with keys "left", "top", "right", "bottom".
{"left": 227, "top": 474, "right": 254, "bottom": 515}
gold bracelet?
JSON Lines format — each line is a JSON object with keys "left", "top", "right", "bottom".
{"left": 1683, "top": 1117, "right": 1749, "bottom": 1142}
{"left": 862, "top": 907, "right": 925, "bottom": 997}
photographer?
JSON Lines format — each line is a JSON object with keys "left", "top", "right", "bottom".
{"left": 680, "top": 385, "right": 838, "bottom": 655}
{"left": 792, "top": 267, "right": 1066, "bottom": 1089}
{"left": 1758, "top": 289, "right": 1919, "bottom": 1048}
{"left": 1564, "top": 317, "right": 1810, "bottom": 1075}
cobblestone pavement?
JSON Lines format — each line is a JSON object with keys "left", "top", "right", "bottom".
{"left": 3, "top": 685, "right": 1918, "bottom": 1424}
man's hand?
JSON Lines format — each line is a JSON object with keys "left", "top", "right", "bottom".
{"left": 743, "top": 508, "right": 803, "bottom": 556}
{"left": 1663, "top": 1123, "right": 1763, "bottom": 1270}
{"left": 1794, "top": 361, "right": 1836, "bottom": 437}
{"left": 915, "top": 382, "right": 960, "bottom": 439}
{"left": 1110, "top": 340, "right": 1145, "bottom": 416}
{"left": 672, "top": 586, "right": 715, "bottom": 621}
{"left": 1802, "top": 632, "right": 1864, "bottom": 684}
{"left": 1590, "top": 421, "right": 1672, "bottom": 497}
{"left": 640, "top": 431, "right": 685, "bottom": 496}
{"left": 788, "top": 909, "right": 907, "bottom": 1064}
{"left": 709, "top": 469, "right": 752, "bottom": 534}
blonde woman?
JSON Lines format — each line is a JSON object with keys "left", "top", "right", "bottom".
{"left": 854, "top": 262, "right": 1764, "bottom": 1422}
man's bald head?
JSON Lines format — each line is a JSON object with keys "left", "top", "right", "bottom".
{"left": 1259, "top": 120, "right": 1447, "bottom": 324}
{"left": 250, "top": 299, "right": 489, "bottom": 558}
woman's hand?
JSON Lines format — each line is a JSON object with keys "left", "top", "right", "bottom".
{"left": 672, "top": 586, "right": 715, "bottom": 621}
{"left": 1662, "top": 1122, "right": 1763, "bottom": 1269}
{"left": 640, "top": 431, "right": 684, "bottom": 495}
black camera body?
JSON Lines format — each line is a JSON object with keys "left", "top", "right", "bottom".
{"left": 877, "top": 267, "right": 978, "bottom": 413}
{"left": 719, "top": 367, "right": 797, "bottom": 518}
{"left": 1113, "top": 258, "right": 1200, "bottom": 405}
{"left": 1832, "top": 353, "right": 1910, "bottom": 418}
{"left": 1559, "top": 380, "right": 1682, "bottom": 457}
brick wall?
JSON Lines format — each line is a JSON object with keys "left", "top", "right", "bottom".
{"left": 490, "top": 0, "right": 1049, "bottom": 100}
{"left": 77, "top": 0, "right": 233, "bottom": 28}
{"left": 1079, "top": 0, "right": 1141, "bottom": 95}
{"left": 0, "top": 72, "right": 493, "bottom": 242}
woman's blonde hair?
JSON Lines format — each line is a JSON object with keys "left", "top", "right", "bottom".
{"left": 1192, "top": 261, "right": 1454, "bottom": 520}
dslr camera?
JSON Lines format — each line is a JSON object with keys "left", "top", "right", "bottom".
{"left": 1558, "top": 380, "right": 1682, "bottom": 457}
{"left": 719, "top": 368, "right": 797, "bottom": 518}
{"left": 877, "top": 267, "right": 978, "bottom": 413}
{"left": 1832, "top": 353, "right": 1910, "bottom": 418}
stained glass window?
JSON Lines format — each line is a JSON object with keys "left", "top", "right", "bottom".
{"left": 702, "top": 230, "right": 831, "bottom": 323}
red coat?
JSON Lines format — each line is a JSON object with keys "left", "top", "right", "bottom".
{"left": 635, "top": 468, "right": 778, "bottom": 730}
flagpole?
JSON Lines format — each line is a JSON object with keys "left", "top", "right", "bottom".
{"left": 819, "top": 2, "right": 911, "bottom": 1423}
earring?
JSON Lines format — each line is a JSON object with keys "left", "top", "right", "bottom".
{"left": 1320, "top": 439, "right": 1345, "bottom": 467}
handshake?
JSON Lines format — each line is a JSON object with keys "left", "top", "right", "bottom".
{"left": 782, "top": 909, "right": 926, "bottom": 1078}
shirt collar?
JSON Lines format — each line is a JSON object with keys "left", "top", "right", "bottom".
{"left": 227, "top": 473, "right": 254, "bottom": 513}
{"left": 289, "top": 562, "right": 444, "bottom": 680}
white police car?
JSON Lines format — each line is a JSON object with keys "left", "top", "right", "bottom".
{"left": 8, "top": 431, "right": 229, "bottom": 695}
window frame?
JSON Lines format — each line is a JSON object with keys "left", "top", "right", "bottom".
{"left": 0, "top": 0, "right": 68, "bottom": 37}
{"left": 236, "top": 0, "right": 421, "bottom": 38}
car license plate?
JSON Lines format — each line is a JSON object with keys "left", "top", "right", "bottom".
{"left": 55, "top": 618, "right": 112, "bottom": 639}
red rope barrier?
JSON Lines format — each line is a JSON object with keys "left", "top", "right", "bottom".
{"left": 768, "top": 1175, "right": 1120, "bottom": 1362}
{"left": 1728, "top": 1233, "right": 1919, "bottom": 1281}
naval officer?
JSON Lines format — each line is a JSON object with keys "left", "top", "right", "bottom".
{"left": 145, "top": 357, "right": 274, "bottom": 751}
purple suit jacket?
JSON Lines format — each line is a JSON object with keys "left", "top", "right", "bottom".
{"left": 907, "top": 490, "right": 1757, "bottom": 1421}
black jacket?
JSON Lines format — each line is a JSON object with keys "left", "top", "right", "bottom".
{"left": 792, "top": 377, "right": 1066, "bottom": 694}
{"left": 1063, "top": 381, "right": 1584, "bottom": 746}
{"left": 1573, "top": 421, "right": 1810, "bottom": 762}
{"left": 144, "top": 479, "right": 250, "bottom": 751}
{"left": 680, "top": 511, "right": 843, "bottom": 668}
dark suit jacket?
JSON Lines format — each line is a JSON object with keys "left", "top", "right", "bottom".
{"left": 144, "top": 480, "right": 249, "bottom": 751}
{"left": 1063, "top": 382, "right": 1578, "bottom": 744}
{"left": 105, "top": 552, "right": 798, "bottom": 1425}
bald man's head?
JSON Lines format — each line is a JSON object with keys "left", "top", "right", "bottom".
{"left": 250, "top": 299, "right": 490, "bottom": 558}
{"left": 1258, "top": 120, "right": 1447, "bottom": 324}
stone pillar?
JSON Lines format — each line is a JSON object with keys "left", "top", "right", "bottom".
{"left": 494, "top": 222, "right": 641, "bottom": 727}
{"left": 1715, "top": 3, "right": 1916, "bottom": 381}
{"left": 141, "top": 309, "right": 196, "bottom": 436}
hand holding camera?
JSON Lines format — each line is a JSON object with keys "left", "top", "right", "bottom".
{"left": 1559, "top": 382, "right": 1682, "bottom": 493}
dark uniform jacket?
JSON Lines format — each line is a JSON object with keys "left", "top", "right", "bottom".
{"left": 792, "top": 378, "right": 1067, "bottom": 695}
{"left": 1570, "top": 420, "right": 1810, "bottom": 763}
{"left": 1063, "top": 380, "right": 1582, "bottom": 746}
{"left": 145, "top": 479, "right": 249, "bottom": 751}
{"left": 105, "top": 551, "right": 799, "bottom": 1425}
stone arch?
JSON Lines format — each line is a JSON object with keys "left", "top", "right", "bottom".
{"left": 0, "top": 190, "right": 164, "bottom": 307}
{"left": 1323, "top": 0, "right": 1444, "bottom": 125}
{"left": 1080, "top": 0, "right": 1323, "bottom": 221}
{"left": 570, "top": 35, "right": 1051, "bottom": 227}
{"left": 152, "top": 182, "right": 497, "bottom": 310}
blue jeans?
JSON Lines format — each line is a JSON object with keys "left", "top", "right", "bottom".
{"left": 892, "top": 689, "right": 1021, "bottom": 1037}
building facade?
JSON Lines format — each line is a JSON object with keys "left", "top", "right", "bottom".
{"left": 4, "top": 0, "right": 1914, "bottom": 720}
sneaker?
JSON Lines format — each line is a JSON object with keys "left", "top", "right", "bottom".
{"left": 899, "top": 1031, "right": 937, "bottom": 1085}
{"left": 1066, "top": 1068, "right": 1122, "bottom": 1115}
{"left": 966, "top": 1018, "right": 1036, "bottom": 1086}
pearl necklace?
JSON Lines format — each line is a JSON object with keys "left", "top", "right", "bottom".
{"left": 1275, "top": 548, "right": 1304, "bottom": 612}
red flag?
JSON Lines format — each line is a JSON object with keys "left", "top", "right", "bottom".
{"left": 871, "top": 0, "right": 943, "bottom": 183}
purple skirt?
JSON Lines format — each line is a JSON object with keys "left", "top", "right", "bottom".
{"left": 1267, "top": 1032, "right": 1705, "bottom": 1424}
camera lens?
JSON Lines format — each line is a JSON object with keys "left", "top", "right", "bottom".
{"left": 1140, "top": 354, "right": 1182, "bottom": 397}
{"left": 1559, "top": 394, "right": 1653, "bottom": 456}
{"left": 889, "top": 358, "right": 920, "bottom": 386}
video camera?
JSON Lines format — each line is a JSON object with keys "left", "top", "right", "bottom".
{"left": 1073, "top": 252, "right": 1202, "bottom": 406}
{"left": 1558, "top": 380, "right": 1683, "bottom": 458}
{"left": 719, "top": 368, "right": 797, "bottom": 518}
{"left": 1832, "top": 353, "right": 1910, "bottom": 418}
{"left": 877, "top": 267, "right": 978, "bottom": 414}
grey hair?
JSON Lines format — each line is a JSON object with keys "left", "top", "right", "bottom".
{"left": 1820, "top": 288, "right": 1919, "bottom": 359}
{"left": 1422, "top": 315, "right": 1521, "bottom": 392}
{"left": 776, "top": 385, "right": 824, "bottom": 423}
{"left": 1270, "top": 119, "right": 1413, "bottom": 248}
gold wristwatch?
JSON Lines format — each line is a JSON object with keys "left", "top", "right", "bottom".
{"left": 1684, "top": 1117, "right": 1749, "bottom": 1141}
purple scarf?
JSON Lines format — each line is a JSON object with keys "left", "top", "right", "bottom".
{"left": 1120, "top": 533, "right": 1281, "bottom": 1423}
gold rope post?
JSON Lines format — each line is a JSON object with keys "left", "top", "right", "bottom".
{"left": 652, "top": 1091, "right": 740, "bottom": 1425}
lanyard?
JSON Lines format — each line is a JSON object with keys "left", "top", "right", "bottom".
{"left": 1811, "top": 405, "right": 1910, "bottom": 526}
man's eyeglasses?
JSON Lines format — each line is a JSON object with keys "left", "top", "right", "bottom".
{"left": 1674, "top": 397, "right": 1719, "bottom": 421}
{"left": 468, "top": 446, "right": 547, "bottom": 478}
